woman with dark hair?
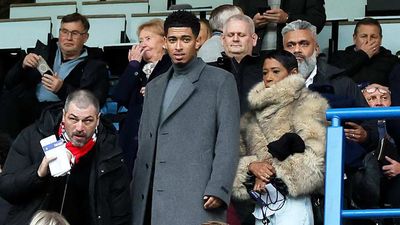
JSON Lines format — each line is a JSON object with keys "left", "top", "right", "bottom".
{"left": 232, "top": 50, "right": 328, "bottom": 225}
{"left": 112, "top": 19, "right": 172, "bottom": 172}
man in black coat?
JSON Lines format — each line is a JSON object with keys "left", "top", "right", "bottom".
{"left": 0, "top": 12, "right": 109, "bottom": 138}
{"left": 282, "top": 20, "right": 379, "bottom": 165}
{"left": 0, "top": 90, "right": 131, "bottom": 225}
{"left": 234, "top": 0, "right": 326, "bottom": 53}
{"left": 330, "top": 18, "right": 399, "bottom": 86}
{"left": 282, "top": 20, "right": 381, "bottom": 225}
{"left": 214, "top": 14, "right": 263, "bottom": 115}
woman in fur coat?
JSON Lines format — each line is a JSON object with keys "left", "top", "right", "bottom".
{"left": 232, "top": 50, "right": 329, "bottom": 225}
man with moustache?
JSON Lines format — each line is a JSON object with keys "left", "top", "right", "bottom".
{"left": 131, "top": 10, "right": 240, "bottom": 225}
{"left": 0, "top": 90, "right": 131, "bottom": 225}
{"left": 282, "top": 20, "right": 378, "bottom": 166}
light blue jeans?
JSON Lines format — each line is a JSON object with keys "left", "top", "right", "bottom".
{"left": 254, "top": 195, "right": 314, "bottom": 225}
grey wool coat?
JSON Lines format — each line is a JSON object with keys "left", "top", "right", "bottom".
{"left": 232, "top": 74, "right": 329, "bottom": 200}
{"left": 131, "top": 58, "right": 240, "bottom": 225}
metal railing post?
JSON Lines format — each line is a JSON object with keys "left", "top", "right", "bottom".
{"left": 325, "top": 106, "right": 400, "bottom": 225}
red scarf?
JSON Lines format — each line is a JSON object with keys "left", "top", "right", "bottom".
{"left": 58, "top": 123, "right": 96, "bottom": 164}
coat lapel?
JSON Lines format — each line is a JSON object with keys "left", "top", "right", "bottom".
{"left": 148, "top": 68, "right": 171, "bottom": 129}
{"left": 160, "top": 58, "right": 206, "bottom": 125}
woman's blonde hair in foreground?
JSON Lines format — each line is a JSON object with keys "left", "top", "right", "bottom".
{"left": 29, "top": 210, "right": 70, "bottom": 225}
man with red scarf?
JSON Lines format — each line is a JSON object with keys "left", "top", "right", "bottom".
{"left": 0, "top": 90, "right": 131, "bottom": 225}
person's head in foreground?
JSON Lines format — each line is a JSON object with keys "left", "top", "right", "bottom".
{"left": 30, "top": 211, "right": 70, "bottom": 225}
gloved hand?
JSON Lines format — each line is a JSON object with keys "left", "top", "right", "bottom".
{"left": 243, "top": 172, "right": 256, "bottom": 192}
{"left": 270, "top": 177, "right": 289, "bottom": 196}
{"left": 267, "top": 133, "right": 305, "bottom": 161}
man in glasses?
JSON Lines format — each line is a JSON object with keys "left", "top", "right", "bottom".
{"left": 361, "top": 84, "right": 400, "bottom": 224}
{"left": 362, "top": 83, "right": 392, "bottom": 107}
{"left": 0, "top": 13, "right": 109, "bottom": 139}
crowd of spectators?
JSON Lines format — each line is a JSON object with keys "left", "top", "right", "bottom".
{"left": 0, "top": 1, "right": 400, "bottom": 225}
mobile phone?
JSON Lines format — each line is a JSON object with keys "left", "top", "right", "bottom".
{"left": 258, "top": 6, "right": 271, "bottom": 14}
{"left": 37, "top": 56, "right": 54, "bottom": 76}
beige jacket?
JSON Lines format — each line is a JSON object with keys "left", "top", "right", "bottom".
{"left": 232, "top": 74, "right": 329, "bottom": 200}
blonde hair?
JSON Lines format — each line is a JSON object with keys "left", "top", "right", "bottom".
{"left": 137, "top": 18, "right": 164, "bottom": 37}
{"left": 30, "top": 211, "right": 70, "bottom": 225}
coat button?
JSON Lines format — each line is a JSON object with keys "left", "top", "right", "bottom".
{"left": 141, "top": 194, "right": 144, "bottom": 200}
{"left": 150, "top": 132, "right": 152, "bottom": 138}
{"left": 134, "top": 72, "right": 139, "bottom": 76}
{"left": 100, "top": 169, "right": 104, "bottom": 173}
{"left": 97, "top": 215, "right": 101, "bottom": 219}
{"left": 145, "top": 163, "right": 149, "bottom": 169}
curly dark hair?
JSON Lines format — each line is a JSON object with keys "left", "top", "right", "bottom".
{"left": 164, "top": 10, "right": 200, "bottom": 37}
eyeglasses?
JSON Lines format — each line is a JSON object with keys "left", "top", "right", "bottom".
{"left": 59, "top": 28, "right": 87, "bottom": 39}
{"left": 362, "top": 87, "right": 391, "bottom": 94}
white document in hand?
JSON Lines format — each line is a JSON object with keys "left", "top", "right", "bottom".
{"left": 40, "top": 135, "right": 71, "bottom": 177}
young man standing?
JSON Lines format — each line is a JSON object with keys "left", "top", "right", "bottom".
{"left": 131, "top": 10, "right": 240, "bottom": 225}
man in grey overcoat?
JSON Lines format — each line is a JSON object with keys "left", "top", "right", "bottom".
{"left": 131, "top": 10, "right": 240, "bottom": 225}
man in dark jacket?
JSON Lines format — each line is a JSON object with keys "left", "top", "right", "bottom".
{"left": 282, "top": 20, "right": 378, "bottom": 165}
{"left": 330, "top": 17, "right": 399, "bottom": 86}
{"left": 282, "top": 21, "right": 380, "bottom": 225}
{"left": 0, "top": 90, "right": 131, "bottom": 225}
{"left": 215, "top": 14, "right": 263, "bottom": 114}
{"left": 0, "top": 12, "right": 109, "bottom": 138}
{"left": 234, "top": 0, "right": 326, "bottom": 53}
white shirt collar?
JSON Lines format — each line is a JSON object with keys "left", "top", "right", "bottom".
{"left": 305, "top": 65, "right": 318, "bottom": 87}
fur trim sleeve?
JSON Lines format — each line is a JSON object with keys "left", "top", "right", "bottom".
{"left": 273, "top": 93, "right": 328, "bottom": 197}
{"left": 232, "top": 114, "right": 262, "bottom": 200}
{"left": 231, "top": 155, "right": 258, "bottom": 200}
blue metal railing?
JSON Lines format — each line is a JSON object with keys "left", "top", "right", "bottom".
{"left": 324, "top": 106, "right": 400, "bottom": 225}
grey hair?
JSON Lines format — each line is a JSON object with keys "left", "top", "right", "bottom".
{"left": 64, "top": 89, "right": 100, "bottom": 113}
{"left": 209, "top": 5, "right": 243, "bottom": 31}
{"left": 223, "top": 14, "right": 255, "bottom": 34}
{"left": 30, "top": 211, "right": 70, "bottom": 225}
{"left": 281, "top": 20, "right": 317, "bottom": 40}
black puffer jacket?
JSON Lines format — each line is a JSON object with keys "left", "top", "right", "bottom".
{"left": 0, "top": 105, "right": 131, "bottom": 225}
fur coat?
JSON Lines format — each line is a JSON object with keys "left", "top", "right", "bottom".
{"left": 232, "top": 74, "right": 329, "bottom": 200}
